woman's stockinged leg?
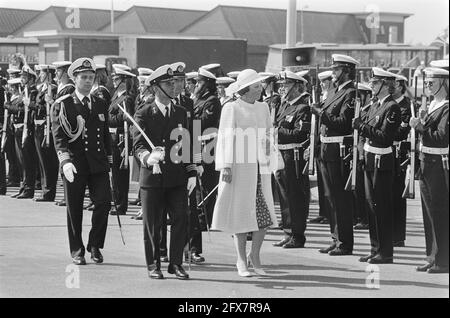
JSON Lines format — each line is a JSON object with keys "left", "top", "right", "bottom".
{"left": 233, "top": 233, "right": 248, "bottom": 265}
{"left": 249, "top": 229, "right": 266, "bottom": 267}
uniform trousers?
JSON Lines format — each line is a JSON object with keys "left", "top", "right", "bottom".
{"left": 319, "top": 160, "right": 354, "bottom": 251}
{"left": 419, "top": 160, "right": 449, "bottom": 267}
{"left": 14, "top": 126, "right": 36, "bottom": 195}
{"left": 364, "top": 169, "right": 394, "bottom": 258}
{"left": 142, "top": 185, "right": 188, "bottom": 267}
{"left": 63, "top": 172, "right": 111, "bottom": 257}
{"left": 34, "top": 124, "right": 58, "bottom": 200}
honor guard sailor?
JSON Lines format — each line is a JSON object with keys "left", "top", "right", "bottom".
{"left": 32, "top": 64, "right": 59, "bottom": 202}
{"left": 51, "top": 58, "right": 113, "bottom": 265}
{"left": 7, "top": 66, "right": 39, "bottom": 199}
{"left": 410, "top": 67, "right": 449, "bottom": 273}
{"left": 311, "top": 54, "right": 359, "bottom": 256}
{"left": 108, "top": 66, "right": 136, "bottom": 216}
{"left": 353, "top": 67, "right": 401, "bottom": 264}
{"left": 133, "top": 64, "right": 197, "bottom": 280}
{"left": 273, "top": 71, "right": 311, "bottom": 248}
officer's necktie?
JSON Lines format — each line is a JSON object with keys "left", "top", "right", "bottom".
{"left": 82, "top": 96, "right": 90, "bottom": 112}
{"left": 174, "top": 97, "right": 179, "bottom": 105}
{"left": 165, "top": 105, "right": 170, "bottom": 119}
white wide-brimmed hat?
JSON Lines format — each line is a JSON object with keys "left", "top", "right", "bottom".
{"left": 228, "top": 69, "right": 269, "bottom": 95}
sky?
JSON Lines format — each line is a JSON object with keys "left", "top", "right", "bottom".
{"left": 0, "top": 0, "right": 448, "bottom": 44}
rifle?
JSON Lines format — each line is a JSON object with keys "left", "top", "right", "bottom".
{"left": 402, "top": 99, "right": 416, "bottom": 199}
{"left": 305, "top": 65, "right": 319, "bottom": 176}
{"left": 122, "top": 101, "right": 129, "bottom": 169}
{"left": 349, "top": 73, "right": 361, "bottom": 191}
{"left": 1, "top": 91, "right": 9, "bottom": 153}
{"left": 21, "top": 85, "right": 29, "bottom": 147}
{"left": 45, "top": 68, "right": 52, "bottom": 148}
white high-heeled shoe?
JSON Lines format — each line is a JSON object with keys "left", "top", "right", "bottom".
{"left": 247, "top": 254, "right": 267, "bottom": 276}
{"left": 236, "top": 261, "right": 252, "bottom": 277}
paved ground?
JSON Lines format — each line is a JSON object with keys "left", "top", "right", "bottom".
{"left": 0, "top": 179, "right": 448, "bottom": 298}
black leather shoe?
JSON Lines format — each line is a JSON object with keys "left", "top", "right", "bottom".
{"left": 191, "top": 253, "right": 205, "bottom": 264}
{"left": 319, "top": 244, "right": 336, "bottom": 254}
{"left": 34, "top": 197, "right": 54, "bottom": 202}
{"left": 129, "top": 199, "right": 141, "bottom": 206}
{"left": 416, "top": 262, "right": 434, "bottom": 272}
{"left": 354, "top": 222, "right": 369, "bottom": 230}
{"left": 272, "top": 237, "right": 291, "bottom": 247}
{"left": 72, "top": 255, "right": 86, "bottom": 265}
{"left": 283, "top": 238, "right": 305, "bottom": 249}
{"left": 90, "top": 247, "right": 103, "bottom": 264}
{"left": 55, "top": 200, "right": 66, "bottom": 206}
{"left": 148, "top": 265, "right": 164, "bottom": 279}
{"left": 10, "top": 192, "right": 22, "bottom": 198}
{"left": 427, "top": 265, "right": 449, "bottom": 274}
{"left": 308, "top": 216, "right": 325, "bottom": 224}
{"left": 368, "top": 255, "right": 393, "bottom": 264}
{"left": 168, "top": 264, "right": 189, "bottom": 280}
{"left": 328, "top": 247, "right": 352, "bottom": 256}
{"left": 17, "top": 193, "right": 34, "bottom": 199}
{"left": 393, "top": 240, "right": 405, "bottom": 247}
{"left": 359, "top": 254, "right": 376, "bottom": 262}
{"left": 160, "top": 255, "right": 169, "bottom": 263}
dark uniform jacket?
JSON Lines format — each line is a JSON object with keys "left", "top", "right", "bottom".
{"left": 33, "top": 82, "right": 58, "bottom": 121}
{"left": 359, "top": 95, "right": 401, "bottom": 171}
{"left": 56, "top": 81, "right": 75, "bottom": 99}
{"left": 193, "top": 91, "right": 221, "bottom": 133}
{"left": 51, "top": 92, "right": 112, "bottom": 175}
{"left": 394, "top": 96, "right": 412, "bottom": 142}
{"left": 133, "top": 101, "right": 197, "bottom": 189}
{"left": 275, "top": 92, "right": 311, "bottom": 146}
{"left": 319, "top": 81, "right": 356, "bottom": 162}
{"left": 109, "top": 90, "right": 135, "bottom": 135}
{"left": 91, "top": 85, "right": 111, "bottom": 105}
{"left": 7, "top": 85, "right": 38, "bottom": 128}
{"left": 416, "top": 101, "right": 449, "bottom": 163}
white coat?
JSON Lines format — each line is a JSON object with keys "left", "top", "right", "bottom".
{"left": 211, "top": 99, "right": 278, "bottom": 234}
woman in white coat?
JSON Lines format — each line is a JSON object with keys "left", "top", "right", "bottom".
{"left": 212, "top": 69, "right": 278, "bottom": 277}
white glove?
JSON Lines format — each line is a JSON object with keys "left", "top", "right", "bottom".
{"left": 23, "top": 97, "right": 30, "bottom": 107}
{"left": 146, "top": 147, "right": 165, "bottom": 166}
{"left": 187, "top": 176, "right": 196, "bottom": 195}
{"left": 44, "top": 94, "right": 54, "bottom": 104}
{"left": 303, "top": 146, "right": 310, "bottom": 162}
{"left": 62, "top": 163, "right": 77, "bottom": 183}
{"left": 197, "top": 165, "right": 204, "bottom": 177}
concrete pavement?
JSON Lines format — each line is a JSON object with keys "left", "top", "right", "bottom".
{"left": 0, "top": 181, "right": 448, "bottom": 298}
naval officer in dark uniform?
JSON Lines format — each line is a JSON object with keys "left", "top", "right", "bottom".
{"left": 51, "top": 58, "right": 113, "bottom": 265}
{"left": 353, "top": 67, "right": 401, "bottom": 264}
{"left": 311, "top": 54, "right": 358, "bottom": 256}
{"left": 134, "top": 64, "right": 197, "bottom": 280}
{"left": 273, "top": 71, "right": 311, "bottom": 248}
{"left": 410, "top": 67, "right": 449, "bottom": 274}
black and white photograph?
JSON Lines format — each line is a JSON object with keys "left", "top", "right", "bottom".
{"left": 0, "top": 0, "right": 448, "bottom": 302}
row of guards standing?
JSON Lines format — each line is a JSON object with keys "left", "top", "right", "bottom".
{"left": 0, "top": 54, "right": 448, "bottom": 276}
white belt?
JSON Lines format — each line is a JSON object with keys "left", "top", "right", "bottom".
{"left": 34, "top": 120, "right": 45, "bottom": 125}
{"left": 109, "top": 128, "right": 117, "bottom": 134}
{"left": 420, "top": 144, "right": 449, "bottom": 155}
{"left": 278, "top": 143, "right": 303, "bottom": 150}
{"left": 13, "top": 124, "right": 24, "bottom": 129}
{"left": 320, "top": 135, "right": 345, "bottom": 143}
{"left": 198, "top": 132, "right": 217, "bottom": 141}
{"left": 364, "top": 143, "right": 393, "bottom": 155}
